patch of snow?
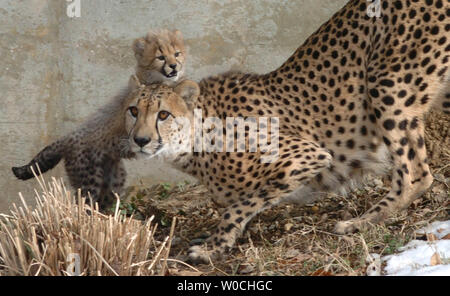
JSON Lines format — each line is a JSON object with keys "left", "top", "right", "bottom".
{"left": 416, "top": 220, "right": 450, "bottom": 239}
{"left": 382, "top": 220, "right": 450, "bottom": 276}
{"left": 366, "top": 253, "right": 381, "bottom": 276}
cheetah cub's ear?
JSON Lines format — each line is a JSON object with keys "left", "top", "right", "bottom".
{"left": 172, "top": 29, "right": 183, "bottom": 43}
{"left": 132, "top": 38, "right": 147, "bottom": 60}
{"left": 128, "top": 74, "right": 144, "bottom": 92}
{"left": 145, "top": 29, "right": 182, "bottom": 43}
{"left": 174, "top": 80, "right": 200, "bottom": 109}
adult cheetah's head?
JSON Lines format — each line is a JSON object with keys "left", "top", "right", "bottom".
{"left": 125, "top": 75, "right": 200, "bottom": 159}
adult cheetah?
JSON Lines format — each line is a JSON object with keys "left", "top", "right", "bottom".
{"left": 127, "top": 0, "right": 449, "bottom": 263}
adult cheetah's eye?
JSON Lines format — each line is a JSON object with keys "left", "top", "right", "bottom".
{"left": 174, "top": 52, "right": 181, "bottom": 58}
{"left": 158, "top": 110, "right": 171, "bottom": 121}
{"left": 157, "top": 56, "right": 165, "bottom": 61}
{"left": 128, "top": 106, "right": 139, "bottom": 118}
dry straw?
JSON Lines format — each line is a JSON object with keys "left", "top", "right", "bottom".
{"left": 0, "top": 169, "right": 174, "bottom": 276}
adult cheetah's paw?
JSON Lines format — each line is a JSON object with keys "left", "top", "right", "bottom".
{"left": 334, "top": 219, "right": 363, "bottom": 234}
{"left": 335, "top": 209, "right": 387, "bottom": 234}
{"left": 187, "top": 245, "right": 217, "bottom": 265}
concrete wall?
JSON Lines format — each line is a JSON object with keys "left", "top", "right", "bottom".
{"left": 0, "top": 0, "right": 348, "bottom": 211}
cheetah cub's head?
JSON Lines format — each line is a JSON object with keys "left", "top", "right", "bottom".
{"left": 133, "top": 29, "right": 186, "bottom": 86}
{"left": 125, "top": 75, "right": 200, "bottom": 160}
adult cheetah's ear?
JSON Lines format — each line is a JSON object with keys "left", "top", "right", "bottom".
{"left": 174, "top": 80, "right": 200, "bottom": 109}
{"left": 129, "top": 75, "right": 144, "bottom": 92}
{"left": 132, "top": 38, "right": 146, "bottom": 57}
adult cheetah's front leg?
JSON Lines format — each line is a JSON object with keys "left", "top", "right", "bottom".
{"left": 188, "top": 137, "right": 332, "bottom": 264}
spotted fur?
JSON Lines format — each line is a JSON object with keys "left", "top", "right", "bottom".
{"left": 130, "top": 0, "right": 449, "bottom": 263}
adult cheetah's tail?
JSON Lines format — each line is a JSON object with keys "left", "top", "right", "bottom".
{"left": 12, "top": 140, "right": 64, "bottom": 180}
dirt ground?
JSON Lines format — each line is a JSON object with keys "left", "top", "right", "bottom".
{"left": 123, "top": 110, "right": 449, "bottom": 276}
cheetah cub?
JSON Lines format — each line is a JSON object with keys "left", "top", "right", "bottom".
{"left": 124, "top": 0, "right": 449, "bottom": 264}
{"left": 133, "top": 29, "right": 186, "bottom": 86}
{"left": 11, "top": 76, "right": 150, "bottom": 210}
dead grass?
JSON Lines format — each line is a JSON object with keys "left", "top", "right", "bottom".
{"left": 1, "top": 178, "right": 447, "bottom": 276}
{"left": 2, "top": 111, "right": 448, "bottom": 276}
{"left": 123, "top": 162, "right": 449, "bottom": 276}
{"left": 424, "top": 110, "right": 450, "bottom": 173}
{"left": 117, "top": 110, "right": 447, "bottom": 276}
{"left": 0, "top": 172, "right": 177, "bottom": 276}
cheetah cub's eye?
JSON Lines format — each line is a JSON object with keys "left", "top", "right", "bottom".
{"left": 128, "top": 106, "right": 139, "bottom": 118}
{"left": 157, "top": 56, "right": 165, "bottom": 61}
{"left": 174, "top": 52, "right": 181, "bottom": 58}
{"left": 158, "top": 111, "right": 171, "bottom": 121}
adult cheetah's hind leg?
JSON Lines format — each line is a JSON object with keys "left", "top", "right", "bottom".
{"left": 335, "top": 105, "right": 434, "bottom": 234}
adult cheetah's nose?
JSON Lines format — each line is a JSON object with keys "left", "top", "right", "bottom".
{"left": 134, "top": 136, "right": 151, "bottom": 148}
{"left": 169, "top": 64, "right": 177, "bottom": 69}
